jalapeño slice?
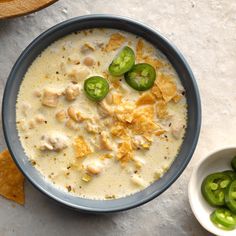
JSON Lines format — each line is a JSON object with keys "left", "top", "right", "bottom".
{"left": 84, "top": 76, "right": 109, "bottom": 101}
{"left": 201, "top": 172, "right": 232, "bottom": 206}
{"left": 231, "top": 156, "right": 236, "bottom": 171}
{"left": 210, "top": 208, "right": 236, "bottom": 231}
{"left": 225, "top": 180, "right": 236, "bottom": 213}
{"left": 109, "top": 46, "right": 135, "bottom": 76}
{"left": 222, "top": 170, "right": 236, "bottom": 180}
{"left": 124, "top": 63, "right": 156, "bottom": 91}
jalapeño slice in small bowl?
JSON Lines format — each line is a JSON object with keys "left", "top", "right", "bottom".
{"left": 84, "top": 76, "right": 109, "bottom": 101}
{"left": 124, "top": 63, "right": 156, "bottom": 91}
{"left": 109, "top": 46, "right": 135, "bottom": 76}
{"left": 222, "top": 170, "right": 236, "bottom": 180}
{"left": 210, "top": 208, "right": 236, "bottom": 231}
{"left": 225, "top": 180, "right": 236, "bottom": 213}
{"left": 201, "top": 172, "right": 232, "bottom": 207}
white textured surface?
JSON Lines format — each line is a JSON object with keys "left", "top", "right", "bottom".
{"left": 0, "top": 0, "right": 235, "bottom": 235}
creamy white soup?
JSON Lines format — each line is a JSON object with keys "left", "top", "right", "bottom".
{"left": 16, "top": 28, "right": 187, "bottom": 200}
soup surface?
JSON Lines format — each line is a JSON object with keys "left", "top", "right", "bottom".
{"left": 16, "top": 28, "right": 187, "bottom": 200}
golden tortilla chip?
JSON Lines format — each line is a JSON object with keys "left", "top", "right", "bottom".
{"left": 134, "top": 105, "right": 155, "bottom": 119}
{"left": 74, "top": 136, "right": 92, "bottom": 158}
{"left": 156, "top": 100, "right": 168, "bottom": 119}
{"left": 114, "top": 102, "right": 136, "bottom": 123}
{"left": 136, "top": 39, "right": 144, "bottom": 61}
{"left": 143, "top": 56, "right": 165, "bottom": 70}
{"left": 136, "top": 92, "right": 156, "bottom": 106}
{"left": 156, "top": 73, "right": 177, "bottom": 102}
{"left": 0, "top": 150, "right": 25, "bottom": 205}
{"left": 151, "top": 82, "right": 163, "bottom": 100}
{"left": 112, "top": 93, "right": 122, "bottom": 105}
{"left": 110, "top": 122, "right": 128, "bottom": 138}
{"left": 105, "top": 33, "right": 126, "bottom": 52}
{"left": 172, "top": 92, "right": 183, "bottom": 103}
{"left": 117, "top": 140, "right": 133, "bottom": 165}
{"left": 130, "top": 106, "right": 157, "bottom": 134}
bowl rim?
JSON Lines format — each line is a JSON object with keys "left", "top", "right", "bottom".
{"left": 188, "top": 146, "right": 236, "bottom": 235}
{"left": 2, "top": 14, "right": 201, "bottom": 213}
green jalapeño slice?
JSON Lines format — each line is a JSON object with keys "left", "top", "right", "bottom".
{"left": 124, "top": 63, "right": 156, "bottom": 91}
{"left": 210, "top": 208, "right": 236, "bottom": 230}
{"left": 84, "top": 76, "right": 109, "bottom": 101}
{"left": 201, "top": 172, "right": 232, "bottom": 206}
{"left": 108, "top": 46, "right": 135, "bottom": 76}
{"left": 225, "top": 180, "right": 236, "bottom": 213}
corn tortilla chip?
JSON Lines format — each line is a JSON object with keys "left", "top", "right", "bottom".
{"left": 105, "top": 33, "right": 126, "bottom": 52}
{"left": 157, "top": 73, "right": 177, "bottom": 102}
{"left": 0, "top": 149, "right": 25, "bottom": 205}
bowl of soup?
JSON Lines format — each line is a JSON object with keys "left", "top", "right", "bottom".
{"left": 2, "top": 15, "right": 201, "bottom": 212}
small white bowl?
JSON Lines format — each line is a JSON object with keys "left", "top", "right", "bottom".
{"left": 188, "top": 147, "right": 236, "bottom": 236}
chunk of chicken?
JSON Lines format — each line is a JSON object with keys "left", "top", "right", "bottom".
{"left": 42, "top": 89, "right": 60, "bottom": 108}
{"left": 33, "top": 89, "right": 42, "bottom": 98}
{"left": 84, "top": 160, "right": 103, "bottom": 175}
{"left": 21, "top": 102, "right": 31, "bottom": 116}
{"left": 35, "top": 114, "right": 46, "bottom": 124}
{"left": 67, "top": 65, "right": 90, "bottom": 83}
{"left": 171, "top": 119, "right": 184, "bottom": 139}
{"left": 84, "top": 118, "right": 100, "bottom": 134}
{"left": 131, "top": 175, "right": 146, "bottom": 187}
{"left": 55, "top": 109, "right": 68, "bottom": 122}
{"left": 100, "top": 131, "right": 113, "bottom": 151}
{"left": 64, "top": 84, "right": 80, "bottom": 101}
{"left": 39, "top": 133, "right": 69, "bottom": 152}
{"left": 97, "top": 100, "right": 113, "bottom": 118}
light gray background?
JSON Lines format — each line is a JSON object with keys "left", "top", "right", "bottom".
{"left": 0, "top": 0, "right": 236, "bottom": 235}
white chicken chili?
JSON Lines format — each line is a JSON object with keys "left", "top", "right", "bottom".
{"left": 16, "top": 28, "right": 187, "bottom": 200}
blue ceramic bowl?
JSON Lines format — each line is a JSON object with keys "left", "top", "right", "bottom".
{"left": 2, "top": 15, "right": 201, "bottom": 213}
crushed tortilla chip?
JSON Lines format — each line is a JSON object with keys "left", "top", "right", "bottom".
{"left": 151, "top": 82, "right": 163, "bottom": 100}
{"left": 172, "top": 92, "right": 183, "bottom": 103}
{"left": 143, "top": 56, "right": 165, "bottom": 70}
{"left": 134, "top": 105, "right": 155, "bottom": 119}
{"left": 130, "top": 106, "right": 158, "bottom": 134}
{"left": 136, "top": 39, "right": 144, "bottom": 61}
{"left": 156, "top": 100, "right": 168, "bottom": 119}
{"left": 74, "top": 136, "right": 92, "bottom": 158}
{"left": 117, "top": 140, "right": 133, "bottom": 165}
{"left": 114, "top": 102, "right": 136, "bottom": 123}
{"left": 0, "top": 150, "right": 25, "bottom": 205}
{"left": 110, "top": 122, "right": 128, "bottom": 138}
{"left": 112, "top": 93, "right": 122, "bottom": 105}
{"left": 155, "top": 124, "right": 166, "bottom": 136}
{"left": 136, "top": 92, "right": 156, "bottom": 106}
{"left": 105, "top": 33, "right": 126, "bottom": 52}
{"left": 156, "top": 73, "right": 177, "bottom": 102}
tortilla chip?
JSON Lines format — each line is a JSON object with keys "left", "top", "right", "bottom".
{"left": 136, "top": 39, "right": 144, "bottom": 61}
{"left": 157, "top": 73, "right": 177, "bottom": 102}
{"left": 0, "top": 150, "right": 25, "bottom": 205}
{"left": 114, "top": 102, "right": 136, "bottom": 123}
{"left": 112, "top": 93, "right": 122, "bottom": 105}
{"left": 130, "top": 106, "right": 157, "bottom": 134}
{"left": 105, "top": 33, "right": 126, "bottom": 52}
{"left": 74, "top": 136, "right": 92, "bottom": 158}
{"left": 143, "top": 56, "right": 165, "bottom": 70}
{"left": 136, "top": 92, "right": 156, "bottom": 106}
{"left": 117, "top": 140, "right": 133, "bottom": 165}
{"left": 156, "top": 100, "right": 168, "bottom": 119}
{"left": 151, "top": 83, "right": 163, "bottom": 99}
{"left": 110, "top": 122, "right": 128, "bottom": 138}
{"left": 172, "top": 92, "right": 183, "bottom": 103}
